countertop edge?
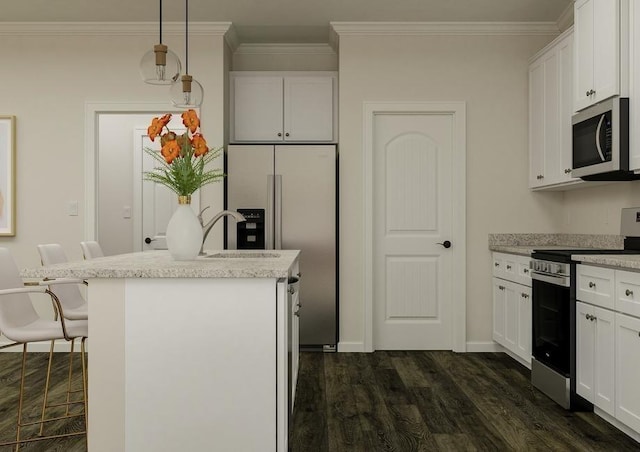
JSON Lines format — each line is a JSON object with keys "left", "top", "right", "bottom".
{"left": 21, "top": 250, "right": 301, "bottom": 279}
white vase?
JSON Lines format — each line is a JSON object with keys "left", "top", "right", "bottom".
{"left": 166, "top": 196, "right": 203, "bottom": 261}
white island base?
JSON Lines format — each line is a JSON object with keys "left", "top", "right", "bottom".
{"left": 23, "top": 251, "right": 299, "bottom": 452}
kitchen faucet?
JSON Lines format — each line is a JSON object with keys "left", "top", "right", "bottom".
{"left": 198, "top": 207, "right": 246, "bottom": 255}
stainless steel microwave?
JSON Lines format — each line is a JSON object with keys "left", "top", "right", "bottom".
{"left": 572, "top": 97, "right": 634, "bottom": 181}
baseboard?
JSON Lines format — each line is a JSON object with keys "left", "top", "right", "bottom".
{"left": 0, "top": 340, "right": 83, "bottom": 353}
{"left": 465, "top": 341, "right": 503, "bottom": 352}
{"left": 594, "top": 407, "right": 640, "bottom": 443}
{"left": 337, "top": 341, "right": 366, "bottom": 352}
{"left": 338, "top": 341, "right": 503, "bottom": 353}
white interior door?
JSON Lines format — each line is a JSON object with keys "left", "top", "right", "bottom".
{"left": 373, "top": 112, "right": 454, "bottom": 350}
{"left": 133, "top": 126, "right": 198, "bottom": 252}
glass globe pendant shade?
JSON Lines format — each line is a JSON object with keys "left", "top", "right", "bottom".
{"left": 170, "top": 74, "right": 204, "bottom": 108}
{"left": 140, "top": 44, "right": 182, "bottom": 85}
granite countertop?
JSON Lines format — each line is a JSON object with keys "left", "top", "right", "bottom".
{"left": 489, "top": 233, "right": 624, "bottom": 257}
{"left": 572, "top": 254, "right": 640, "bottom": 271}
{"left": 21, "top": 250, "right": 300, "bottom": 279}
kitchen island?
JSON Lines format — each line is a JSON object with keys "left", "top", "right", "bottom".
{"left": 22, "top": 250, "right": 300, "bottom": 452}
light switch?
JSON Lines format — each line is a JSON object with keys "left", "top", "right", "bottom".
{"left": 123, "top": 206, "right": 132, "bottom": 219}
{"left": 67, "top": 201, "right": 78, "bottom": 216}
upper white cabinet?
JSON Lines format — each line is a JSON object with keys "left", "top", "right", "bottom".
{"left": 529, "top": 29, "right": 581, "bottom": 189}
{"left": 230, "top": 72, "right": 337, "bottom": 143}
{"left": 574, "top": 0, "right": 628, "bottom": 111}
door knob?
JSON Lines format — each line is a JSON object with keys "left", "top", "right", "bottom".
{"left": 144, "top": 237, "right": 155, "bottom": 244}
{"left": 437, "top": 240, "right": 452, "bottom": 249}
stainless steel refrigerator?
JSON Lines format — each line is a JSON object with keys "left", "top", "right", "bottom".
{"left": 226, "top": 144, "right": 337, "bottom": 350}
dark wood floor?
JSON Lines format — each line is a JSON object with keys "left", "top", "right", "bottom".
{"left": 290, "top": 351, "right": 640, "bottom": 452}
{"left": 1, "top": 351, "right": 638, "bottom": 451}
{"left": 0, "top": 350, "right": 86, "bottom": 451}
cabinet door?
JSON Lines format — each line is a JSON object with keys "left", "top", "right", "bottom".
{"left": 574, "top": 0, "right": 620, "bottom": 111}
{"left": 616, "top": 312, "right": 640, "bottom": 432}
{"left": 557, "top": 33, "right": 579, "bottom": 182}
{"left": 593, "top": 305, "right": 615, "bottom": 416}
{"left": 232, "top": 76, "right": 284, "bottom": 141}
{"left": 493, "top": 278, "right": 506, "bottom": 345}
{"left": 529, "top": 57, "right": 546, "bottom": 188}
{"left": 503, "top": 281, "right": 519, "bottom": 352}
{"left": 516, "top": 286, "right": 532, "bottom": 363}
{"left": 576, "top": 301, "right": 595, "bottom": 402}
{"left": 283, "top": 77, "right": 334, "bottom": 141}
{"left": 591, "top": 0, "right": 620, "bottom": 104}
{"left": 574, "top": 0, "right": 596, "bottom": 111}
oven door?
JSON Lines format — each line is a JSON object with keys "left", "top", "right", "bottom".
{"left": 532, "top": 276, "right": 571, "bottom": 376}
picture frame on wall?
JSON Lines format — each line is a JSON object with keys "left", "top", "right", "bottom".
{"left": 0, "top": 116, "right": 16, "bottom": 236}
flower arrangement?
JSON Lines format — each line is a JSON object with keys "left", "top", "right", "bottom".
{"left": 143, "top": 109, "right": 224, "bottom": 197}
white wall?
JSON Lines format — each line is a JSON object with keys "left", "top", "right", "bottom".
{"left": 561, "top": 182, "right": 640, "bottom": 233}
{"left": 0, "top": 24, "right": 228, "bottom": 328}
{"left": 336, "top": 32, "right": 565, "bottom": 346}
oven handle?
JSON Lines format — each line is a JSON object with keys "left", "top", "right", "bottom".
{"left": 531, "top": 271, "right": 570, "bottom": 287}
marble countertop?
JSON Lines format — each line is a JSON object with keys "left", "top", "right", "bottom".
{"left": 21, "top": 250, "right": 300, "bottom": 279}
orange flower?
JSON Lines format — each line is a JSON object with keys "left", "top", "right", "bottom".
{"left": 161, "top": 140, "right": 181, "bottom": 164}
{"left": 160, "top": 131, "right": 177, "bottom": 147}
{"left": 181, "top": 109, "right": 200, "bottom": 134}
{"left": 148, "top": 114, "right": 172, "bottom": 142}
{"left": 191, "top": 133, "right": 208, "bottom": 157}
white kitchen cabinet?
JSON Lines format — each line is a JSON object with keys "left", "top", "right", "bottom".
{"left": 492, "top": 252, "right": 532, "bottom": 366}
{"left": 230, "top": 72, "right": 337, "bottom": 143}
{"left": 528, "top": 29, "right": 581, "bottom": 190}
{"left": 576, "top": 301, "right": 616, "bottom": 416}
{"left": 289, "top": 274, "right": 300, "bottom": 406}
{"left": 615, "top": 312, "right": 640, "bottom": 433}
{"left": 576, "top": 264, "right": 615, "bottom": 310}
{"left": 629, "top": 0, "right": 640, "bottom": 171}
{"left": 574, "top": 0, "right": 627, "bottom": 111}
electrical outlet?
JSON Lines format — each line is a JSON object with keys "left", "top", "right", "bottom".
{"left": 67, "top": 201, "right": 78, "bottom": 216}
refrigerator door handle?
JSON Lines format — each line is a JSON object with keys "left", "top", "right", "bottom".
{"left": 274, "top": 175, "right": 283, "bottom": 250}
{"left": 266, "top": 175, "right": 274, "bottom": 249}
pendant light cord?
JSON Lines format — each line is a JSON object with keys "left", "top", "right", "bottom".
{"left": 159, "top": 0, "right": 163, "bottom": 44}
{"left": 185, "top": 0, "right": 189, "bottom": 75}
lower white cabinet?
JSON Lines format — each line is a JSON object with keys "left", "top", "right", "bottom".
{"left": 576, "top": 301, "right": 616, "bottom": 416}
{"left": 576, "top": 264, "right": 640, "bottom": 438}
{"left": 615, "top": 312, "right": 640, "bottom": 433}
{"left": 492, "top": 277, "right": 531, "bottom": 365}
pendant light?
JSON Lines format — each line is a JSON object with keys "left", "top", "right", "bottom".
{"left": 170, "top": 0, "right": 204, "bottom": 108}
{"left": 140, "top": 0, "right": 182, "bottom": 85}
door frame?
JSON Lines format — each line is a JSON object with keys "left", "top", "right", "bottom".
{"left": 84, "top": 102, "right": 184, "bottom": 242}
{"left": 363, "top": 101, "right": 467, "bottom": 353}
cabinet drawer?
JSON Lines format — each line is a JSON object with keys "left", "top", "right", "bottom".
{"left": 616, "top": 269, "right": 640, "bottom": 318}
{"left": 576, "top": 264, "right": 615, "bottom": 309}
{"left": 492, "top": 252, "right": 531, "bottom": 286}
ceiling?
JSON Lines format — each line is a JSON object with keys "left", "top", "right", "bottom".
{"left": 1, "top": 0, "right": 573, "bottom": 43}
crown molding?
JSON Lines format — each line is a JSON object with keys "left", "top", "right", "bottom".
{"left": 330, "top": 21, "right": 561, "bottom": 36}
{"left": 234, "top": 43, "right": 336, "bottom": 56}
{"left": 556, "top": 3, "right": 575, "bottom": 32}
{"left": 224, "top": 24, "right": 240, "bottom": 52}
{"left": 0, "top": 21, "right": 232, "bottom": 36}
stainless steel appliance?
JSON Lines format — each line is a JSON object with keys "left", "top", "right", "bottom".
{"left": 226, "top": 144, "right": 337, "bottom": 350}
{"left": 572, "top": 97, "right": 634, "bottom": 181}
{"left": 530, "top": 250, "right": 592, "bottom": 410}
{"left": 531, "top": 209, "right": 640, "bottom": 409}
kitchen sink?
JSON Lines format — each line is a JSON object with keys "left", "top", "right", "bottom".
{"left": 204, "top": 252, "right": 281, "bottom": 259}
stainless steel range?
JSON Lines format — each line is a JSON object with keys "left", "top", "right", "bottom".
{"left": 530, "top": 208, "right": 640, "bottom": 410}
